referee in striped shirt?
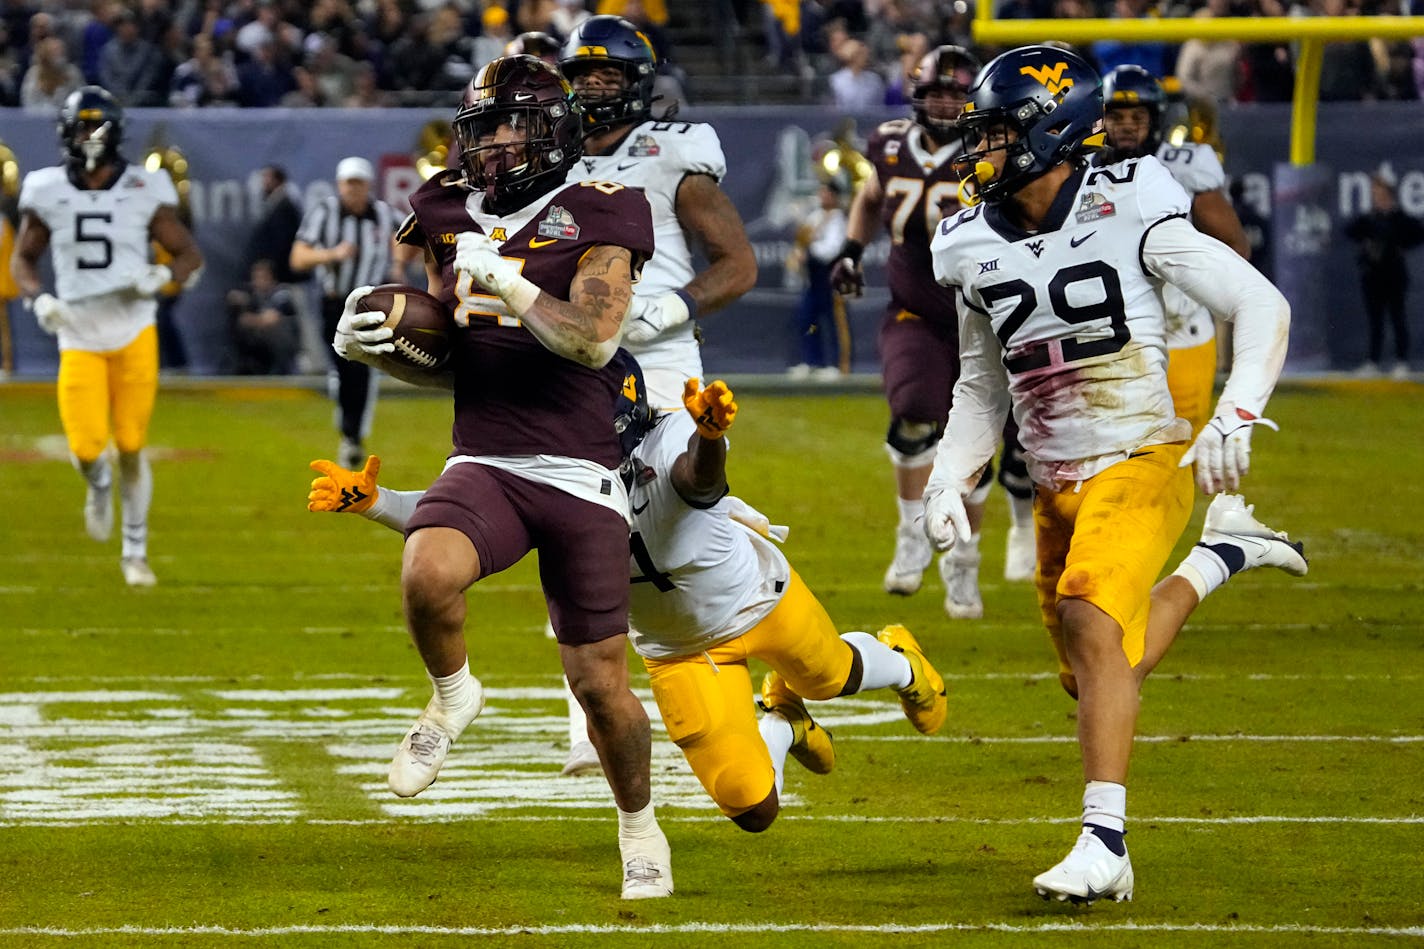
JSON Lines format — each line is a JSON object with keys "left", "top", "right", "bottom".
{"left": 290, "top": 156, "right": 399, "bottom": 469}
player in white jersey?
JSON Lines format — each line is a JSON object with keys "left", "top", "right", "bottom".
{"left": 559, "top": 15, "right": 756, "bottom": 411}
{"left": 1099, "top": 66, "right": 1252, "bottom": 434}
{"left": 553, "top": 14, "right": 758, "bottom": 775}
{"left": 307, "top": 368, "right": 949, "bottom": 832}
{"left": 10, "top": 86, "right": 203, "bottom": 587}
{"left": 923, "top": 47, "right": 1307, "bottom": 904}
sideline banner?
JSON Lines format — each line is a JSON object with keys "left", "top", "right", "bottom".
{"left": 2, "top": 103, "right": 1421, "bottom": 376}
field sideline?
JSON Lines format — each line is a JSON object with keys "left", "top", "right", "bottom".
{"left": 1, "top": 379, "right": 1421, "bottom": 948}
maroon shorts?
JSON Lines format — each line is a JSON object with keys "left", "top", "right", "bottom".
{"left": 878, "top": 310, "right": 959, "bottom": 426}
{"left": 405, "top": 462, "right": 630, "bottom": 646}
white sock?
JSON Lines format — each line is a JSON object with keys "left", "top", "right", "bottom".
{"left": 431, "top": 660, "right": 478, "bottom": 714}
{"left": 1082, "top": 780, "right": 1126, "bottom": 833}
{"left": 564, "top": 675, "right": 591, "bottom": 746}
{"left": 75, "top": 453, "right": 111, "bottom": 489}
{"left": 1008, "top": 492, "right": 1034, "bottom": 528}
{"left": 759, "top": 711, "right": 794, "bottom": 795}
{"left": 946, "top": 531, "right": 981, "bottom": 562}
{"left": 618, "top": 800, "right": 660, "bottom": 840}
{"left": 840, "top": 631, "right": 911, "bottom": 691}
{"left": 896, "top": 495, "right": 924, "bottom": 527}
{"left": 1173, "top": 546, "right": 1234, "bottom": 601}
{"left": 118, "top": 451, "right": 151, "bottom": 560}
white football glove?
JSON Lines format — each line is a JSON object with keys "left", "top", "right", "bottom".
{"left": 1179, "top": 402, "right": 1279, "bottom": 495}
{"left": 455, "top": 232, "right": 519, "bottom": 295}
{"left": 131, "top": 264, "right": 173, "bottom": 297}
{"left": 30, "top": 293, "right": 74, "bottom": 335}
{"left": 332, "top": 285, "right": 390, "bottom": 365}
{"left": 922, "top": 486, "right": 972, "bottom": 552}
{"left": 622, "top": 291, "right": 692, "bottom": 345}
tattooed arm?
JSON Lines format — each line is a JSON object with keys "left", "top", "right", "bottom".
{"left": 512, "top": 244, "right": 634, "bottom": 369}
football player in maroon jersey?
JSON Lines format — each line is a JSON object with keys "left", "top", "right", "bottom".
{"left": 334, "top": 56, "right": 672, "bottom": 900}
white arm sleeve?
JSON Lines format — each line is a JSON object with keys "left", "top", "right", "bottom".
{"left": 925, "top": 302, "right": 1011, "bottom": 495}
{"left": 364, "top": 487, "right": 424, "bottom": 534}
{"left": 1143, "top": 215, "right": 1289, "bottom": 416}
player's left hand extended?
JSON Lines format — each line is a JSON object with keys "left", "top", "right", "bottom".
{"left": 29, "top": 293, "right": 74, "bottom": 335}
{"left": 683, "top": 377, "right": 737, "bottom": 438}
{"left": 308, "top": 455, "right": 381, "bottom": 514}
{"left": 622, "top": 292, "right": 691, "bottom": 344}
{"left": 454, "top": 232, "right": 519, "bottom": 296}
{"left": 923, "top": 486, "right": 971, "bottom": 552}
{"left": 131, "top": 264, "right": 173, "bottom": 297}
{"left": 1179, "top": 402, "right": 1279, "bottom": 494}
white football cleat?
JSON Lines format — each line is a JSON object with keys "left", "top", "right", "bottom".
{"left": 1033, "top": 827, "right": 1134, "bottom": 904}
{"left": 620, "top": 829, "right": 674, "bottom": 899}
{"left": 121, "top": 558, "right": 156, "bottom": 587}
{"left": 939, "top": 547, "right": 983, "bottom": 619}
{"left": 1200, "top": 494, "right": 1308, "bottom": 577}
{"left": 388, "top": 682, "right": 485, "bottom": 797}
{"left": 560, "top": 740, "right": 603, "bottom": 777}
{"left": 1004, "top": 523, "right": 1036, "bottom": 582}
{"left": 85, "top": 477, "right": 113, "bottom": 542}
{"left": 883, "top": 521, "right": 933, "bottom": 595}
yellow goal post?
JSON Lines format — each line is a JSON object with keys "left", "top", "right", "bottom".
{"left": 970, "top": 12, "right": 1424, "bottom": 165}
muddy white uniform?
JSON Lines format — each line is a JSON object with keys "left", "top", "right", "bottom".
{"left": 626, "top": 410, "right": 789, "bottom": 660}
{"left": 571, "top": 119, "right": 727, "bottom": 408}
{"left": 18, "top": 162, "right": 177, "bottom": 353}
{"left": 1154, "top": 142, "right": 1226, "bottom": 350}
{"left": 928, "top": 156, "right": 1196, "bottom": 488}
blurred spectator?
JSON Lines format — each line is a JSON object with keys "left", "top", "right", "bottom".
{"left": 280, "top": 64, "right": 324, "bottom": 106}
{"left": 1371, "top": 37, "right": 1418, "bottom": 100}
{"left": 226, "top": 258, "right": 301, "bottom": 375}
{"left": 622, "top": 0, "right": 674, "bottom": 64}
{"left": 596, "top": 0, "right": 668, "bottom": 22}
{"left": 883, "top": 32, "right": 929, "bottom": 106}
{"left": 169, "top": 32, "right": 239, "bottom": 107}
{"left": 1235, "top": 0, "right": 1293, "bottom": 102}
{"left": 786, "top": 177, "right": 850, "bottom": 380}
{"left": 98, "top": 8, "right": 168, "bottom": 105}
{"left": 515, "top": 0, "right": 560, "bottom": 36}
{"left": 342, "top": 60, "right": 386, "bottom": 106}
{"left": 762, "top": 0, "right": 801, "bottom": 73}
{"left": 828, "top": 39, "right": 885, "bottom": 108}
{"left": 472, "top": 5, "right": 514, "bottom": 67}
{"left": 20, "top": 35, "right": 83, "bottom": 110}
{"left": 245, "top": 164, "right": 305, "bottom": 286}
{"left": 236, "top": 39, "right": 294, "bottom": 107}
{"left": 1343, "top": 172, "right": 1424, "bottom": 378}
{"left": 0, "top": 22, "right": 17, "bottom": 107}
{"left": 1173, "top": 0, "right": 1239, "bottom": 105}
{"left": 1092, "top": 0, "right": 1174, "bottom": 79}
{"left": 304, "top": 31, "right": 360, "bottom": 103}
{"left": 550, "top": 0, "right": 590, "bottom": 37}
{"left": 865, "top": 0, "right": 927, "bottom": 68}
{"left": 1316, "top": 0, "right": 1379, "bottom": 100}
{"left": 81, "top": 0, "right": 120, "bottom": 84}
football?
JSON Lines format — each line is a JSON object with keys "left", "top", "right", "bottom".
{"left": 357, "top": 284, "right": 454, "bottom": 372}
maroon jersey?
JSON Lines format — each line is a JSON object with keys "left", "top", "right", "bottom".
{"left": 400, "top": 172, "right": 655, "bottom": 468}
{"left": 868, "top": 118, "right": 964, "bottom": 328}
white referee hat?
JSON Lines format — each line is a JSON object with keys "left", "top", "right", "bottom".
{"left": 335, "top": 156, "right": 374, "bottom": 182}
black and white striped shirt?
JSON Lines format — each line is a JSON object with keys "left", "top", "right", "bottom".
{"left": 295, "top": 195, "right": 398, "bottom": 297}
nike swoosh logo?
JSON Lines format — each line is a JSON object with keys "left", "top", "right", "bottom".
{"left": 631, "top": 499, "right": 649, "bottom": 515}
{"left": 529, "top": 237, "right": 558, "bottom": 249}
{"left": 1070, "top": 232, "right": 1096, "bottom": 247}
{"left": 616, "top": 161, "right": 639, "bottom": 171}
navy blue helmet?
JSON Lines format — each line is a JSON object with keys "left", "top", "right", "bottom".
{"left": 559, "top": 16, "right": 658, "bottom": 131}
{"left": 952, "top": 46, "right": 1104, "bottom": 204}
{"left": 1102, "top": 65, "right": 1167, "bottom": 158}
{"left": 58, "top": 86, "right": 125, "bottom": 174}
{"left": 613, "top": 351, "right": 656, "bottom": 469}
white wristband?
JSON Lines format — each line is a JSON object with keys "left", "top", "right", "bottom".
{"left": 503, "top": 276, "right": 541, "bottom": 318}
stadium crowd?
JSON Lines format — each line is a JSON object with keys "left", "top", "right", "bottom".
{"left": 0, "top": 0, "right": 1420, "bottom": 111}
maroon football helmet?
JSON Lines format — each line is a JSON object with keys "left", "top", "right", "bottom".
{"left": 454, "top": 55, "right": 584, "bottom": 213}
{"left": 910, "top": 46, "right": 981, "bottom": 144}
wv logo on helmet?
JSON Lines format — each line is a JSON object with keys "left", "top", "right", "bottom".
{"left": 1021, "top": 62, "right": 1074, "bottom": 95}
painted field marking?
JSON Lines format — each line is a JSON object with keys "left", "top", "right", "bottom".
{"left": 2, "top": 921, "right": 1421, "bottom": 939}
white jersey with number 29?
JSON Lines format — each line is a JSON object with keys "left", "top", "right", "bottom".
{"left": 930, "top": 156, "right": 1195, "bottom": 487}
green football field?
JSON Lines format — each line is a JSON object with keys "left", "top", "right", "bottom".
{"left": 1, "top": 378, "right": 1421, "bottom": 947}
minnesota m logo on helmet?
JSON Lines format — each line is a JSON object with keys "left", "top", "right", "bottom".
{"left": 1020, "top": 62, "right": 1074, "bottom": 95}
